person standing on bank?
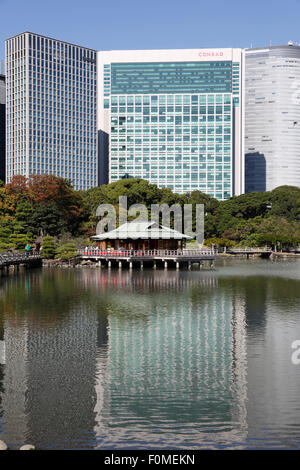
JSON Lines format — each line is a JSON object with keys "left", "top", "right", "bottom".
{"left": 25, "top": 243, "right": 31, "bottom": 257}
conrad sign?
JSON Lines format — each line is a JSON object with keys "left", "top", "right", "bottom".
{"left": 198, "top": 51, "right": 224, "bottom": 57}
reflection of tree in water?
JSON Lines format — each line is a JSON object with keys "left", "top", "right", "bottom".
{"left": 0, "top": 270, "right": 113, "bottom": 449}
{"left": 217, "top": 277, "right": 268, "bottom": 334}
{"left": 215, "top": 275, "right": 300, "bottom": 334}
{"left": 0, "top": 270, "right": 113, "bottom": 328}
{"left": 0, "top": 321, "right": 4, "bottom": 417}
{"left": 267, "top": 276, "right": 300, "bottom": 308}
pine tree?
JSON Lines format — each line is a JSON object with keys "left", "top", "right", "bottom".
{"left": 41, "top": 236, "right": 57, "bottom": 259}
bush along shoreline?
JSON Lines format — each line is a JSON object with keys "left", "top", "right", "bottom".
{"left": 0, "top": 175, "right": 299, "bottom": 258}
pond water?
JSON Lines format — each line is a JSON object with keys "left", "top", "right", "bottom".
{"left": 0, "top": 259, "right": 299, "bottom": 449}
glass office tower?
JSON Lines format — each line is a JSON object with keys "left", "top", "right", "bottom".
{"left": 245, "top": 44, "right": 300, "bottom": 192}
{"left": 5, "top": 32, "right": 97, "bottom": 190}
{"left": 98, "top": 48, "right": 244, "bottom": 200}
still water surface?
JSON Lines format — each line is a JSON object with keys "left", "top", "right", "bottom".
{"left": 0, "top": 259, "right": 299, "bottom": 449}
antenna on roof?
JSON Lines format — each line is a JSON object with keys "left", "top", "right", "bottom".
{"left": 269, "top": 39, "right": 272, "bottom": 46}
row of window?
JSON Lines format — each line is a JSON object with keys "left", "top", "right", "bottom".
{"left": 110, "top": 61, "right": 234, "bottom": 95}
{"left": 110, "top": 94, "right": 232, "bottom": 105}
{"left": 110, "top": 106, "right": 231, "bottom": 115}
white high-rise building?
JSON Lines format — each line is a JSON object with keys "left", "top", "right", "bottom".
{"left": 245, "top": 44, "right": 300, "bottom": 192}
{"left": 98, "top": 48, "right": 245, "bottom": 200}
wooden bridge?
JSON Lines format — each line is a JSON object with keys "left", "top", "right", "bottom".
{"left": 225, "top": 248, "right": 273, "bottom": 258}
{"left": 0, "top": 252, "right": 42, "bottom": 274}
{"left": 78, "top": 248, "right": 218, "bottom": 269}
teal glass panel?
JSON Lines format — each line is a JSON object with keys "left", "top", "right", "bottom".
{"left": 111, "top": 61, "right": 232, "bottom": 94}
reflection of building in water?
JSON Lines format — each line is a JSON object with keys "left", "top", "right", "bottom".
{"left": 0, "top": 307, "right": 108, "bottom": 448}
{"left": 1, "top": 323, "right": 29, "bottom": 443}
{"left": 93, "top": 278, "right": 248, "bottom": 447}
{"left": 0, "top": 322, "right": 5, "bottom": 364}
{"left": 245, "top": 277, "right": 300, "bottom": 444}
{"left": 0, "top": 269, "right": 249, "bottom": 449}
{"left": 0, "top": 342, "right": 5, "bottom": 365}
{"left": 0, "top": 319, "right": 6, "bottom": 433}
{"left": 244, "top": 278, "right": 267, "bottom": 334}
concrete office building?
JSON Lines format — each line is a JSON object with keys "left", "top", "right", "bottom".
{"left": 245, "top": 44, "right": 300, "bottom": 192}
{"left": 5, "top": 32, "right": 97, "bottom": 190}
{"left": 98, "top": 48, "right": 245, "bottom": 200}
{"left": 0, "top": 71, "right": 5, "bottom": 182}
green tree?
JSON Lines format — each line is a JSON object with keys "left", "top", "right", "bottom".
{"left": 15, "top": 201, "right": 34, "bottom": 227}
{"left": 268, "top": 186, "right": 300, "bottom": 222}
{"left": 28, "top": 201, "right": 67, "bottom": 237}
{"left": 9, "top": 233, "right": 31, "bottom": 251}
{"left": 55, "top": 242, "right": 77, "bottom": 260}
{"left": 41, "top": 236, "right": 57, "bottom": 259}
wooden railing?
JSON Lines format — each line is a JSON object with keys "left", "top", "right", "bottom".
{"left": 226, "top": 247, "right": 272, "bottom": 253}
{"left": 78, "top": 249, "right": 217, "bottom": 258}
{"left": 0, "top": 251, "right": 41, "bottom": 266}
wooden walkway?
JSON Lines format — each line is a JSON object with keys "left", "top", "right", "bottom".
{"left": 226, "top": 248, "right": 272, "bottom": 258}
{"left": 0, "top": 252, "right": 42, "bottom": 274}
{"left": 78, "top": 249, "right": 218, "bottom": 269}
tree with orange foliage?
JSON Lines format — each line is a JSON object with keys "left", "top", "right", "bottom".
{"left": 5, "top": 174, "right": 84, "bottom": 236}
{"left": 5, "top": 175, "right": 29, "bottom": 197}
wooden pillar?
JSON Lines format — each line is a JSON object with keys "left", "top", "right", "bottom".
{"left": 188, "top": 261, "right": 191, "bottom": 270}
{"left": 176, "top": 261, "right": 179, "bottom": 270}
{"left": 153, "top": 261, "right": 157, "bottom": 270}
{"left": 164, "top": 261, "right": 168, "bottom": 270}
{"left": 118, "top": 261, "right": 122, "bottom": 269}
{"left": 108, "top": 260, "right": 111, "bottom": 268}
{"left": 129, "top": 261, "right": 133, "bottom": 269}
{"left": 140, "top": 261, "right": 143, "bottom": 270}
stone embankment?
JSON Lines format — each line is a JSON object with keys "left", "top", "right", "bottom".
{"left": 43, "top": 258, "right": 109, "bottom": 268}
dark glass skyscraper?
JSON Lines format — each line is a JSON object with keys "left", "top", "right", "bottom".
{"left": 5, "top": 32, "right": 97, "bottom": 190}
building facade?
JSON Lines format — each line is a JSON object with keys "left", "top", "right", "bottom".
{"left": 5, "top": 32, "right": 97, "bottom": 190}
{"left": 0, "top": 73, "right": 5, "bottom": 182}
{"left": 98, "top": 48, "right": 245, "bottom": 200}
{"left": 245, "top": 44, "right": 300, "bottom": 192}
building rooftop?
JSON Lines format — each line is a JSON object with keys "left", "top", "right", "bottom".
{"left": 245, "top": 44, "right": 300, "bottom": 52}
{"left": 6, "top": 31, "right": 96, "bottom": 52}
{"left": 91, "top": 221, "right": 193, "bottom": 240}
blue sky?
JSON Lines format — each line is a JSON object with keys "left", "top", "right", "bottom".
{"left": 1, "top": 0, "right": 300, "bottom": 61}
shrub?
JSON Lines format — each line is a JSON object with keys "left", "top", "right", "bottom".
{"left": 55, "top": 242, "right": 77, "bottom": 260}
{"left": 41, "top": 236, "right": 57, "bottom": 259}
